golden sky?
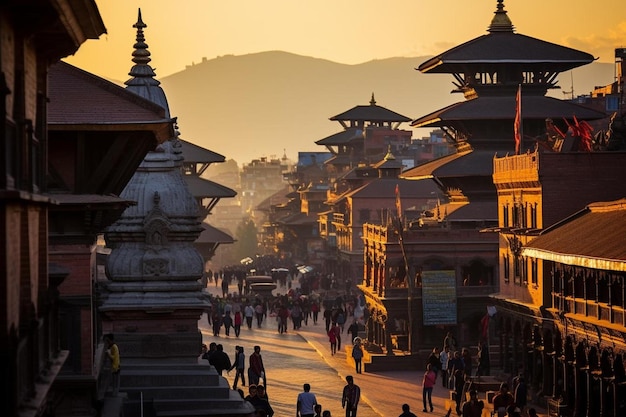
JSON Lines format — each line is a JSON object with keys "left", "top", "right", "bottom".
{"left": 65, "top": 0, "right": 626, "bottom": 81}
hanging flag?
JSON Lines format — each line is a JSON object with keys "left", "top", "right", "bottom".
{"left": 514, "top": 84, "right": 522, "bottom": 154}
{"left": 395, "top": 183, "right": 402, "bottom": 219}
{"left": 480, "top": 313, "right": 490, "bottom": 341}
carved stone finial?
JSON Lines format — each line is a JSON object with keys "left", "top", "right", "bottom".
{"left": 124, "top": 8, "right": 171, "bottom": 116}
{"left": 370, "top": 93, "right": 376, "bottom": 106}
{"left": 130, "top": 8, "right": 155, "bottom": 76}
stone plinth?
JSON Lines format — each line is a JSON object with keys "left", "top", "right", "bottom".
{"left": 120, "top": 361, "right": 254, "bottom": 417}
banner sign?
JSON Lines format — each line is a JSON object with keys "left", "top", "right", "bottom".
{"left": 422, "top": 270, "right": 457, "bottom": 325}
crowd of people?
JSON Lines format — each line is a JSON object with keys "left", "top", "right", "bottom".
{"left": 204, "top": 269, "right": 365, "bottom": 341}
{"left": 200, "top": 265, "right": 370, "bottom": 417}
{"left": 201, "top": 265, "right": 538, "bottom": 417}
{"left": 419, "top": 331, "right": 534, "bottom": 417}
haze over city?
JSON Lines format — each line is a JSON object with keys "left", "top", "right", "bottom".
{"left": 67, "top": 0, "right": 625, "bottom": 80}
{"left": 63, "top": 1, "right": 626, "bottom": 164}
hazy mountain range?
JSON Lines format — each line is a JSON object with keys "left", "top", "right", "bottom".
{"left": 159, "top": 51, "right": 615, "bottom": 165}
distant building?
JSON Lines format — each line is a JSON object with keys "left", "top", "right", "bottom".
{"left": 240, "top": 154, "right": 292, "bottom": 214}
{"left": 410, "top": 129, "right": 455, "bottom": 165}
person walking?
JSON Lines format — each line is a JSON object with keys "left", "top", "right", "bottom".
{"left": 245, "top": 303, "right": 255, "bottom": 329}
{"left": 311, "top": 301, "right": 319, "bottom": 325}
{"left": 440, "top": 346, "right": 450, "bottom": 387}
{"left": 104, "top": 333, "right": 121, "bottom": 396}
{"left": 336, "top": 309, "right": 346, "bottom": 333}
{"left": 221, "top": 275, "right": 229, "bottom": 297}
{"left": 296, "top": 383, "right": 318, "bottom": 417}
{"left": 449, "top": 350, "right": 465, "bottom": 391}
{"left": 328, "top": 323, "right": 339, "bottom": 355}
{"left": 422, "top": 363, "right": 436, "bottom": 413}
{"left": 341, "top": 375, "right": 360, "bottom": 417}
{"left": 212, "top": 344, "right": 231, "bottom": 375}
{"left": 248, "top": 345, "right": 265, "bottom": 386}
{"left": 453, "top": 367, "right": 466, "bottom": 415}
{"left": 223, "top": 311, "right": 233, "bottom": 336}
{"left": 351, "top": 340, "right": 364, "bottom": 374}
{"left": 233, "top": 310, "right": 243, "bottom": 337}
{"left": 230, "top": 346, "right": 246, "bottom": 390}
{"left": 278, "top": 304, "right": 289, "bottom": 334}
{"left": 291, "top": 303, "right": 303, "bottom": 330}
{"left": 323, "top": 307, "right": 333, "bottom": 333}
{"left": 398, "top": 404, "right": 417, "bottom": 417}
{"left": 212, "top": 309, "right": 222, "bottom": 337}
{"left": 255, "top": 303, "right": 265, "bottom": 328}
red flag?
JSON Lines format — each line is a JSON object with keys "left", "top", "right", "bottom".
{"left": 514, "top": 84, "right": 522, "bottom": 154}
{"left": 564, "top": 116, "right": 594, "bottom": 152}
{"left": 480, "top": 313, "right": 489, "bottom": 340}
{"left": 395, "top": 184, "right": 402, "bottom": 219}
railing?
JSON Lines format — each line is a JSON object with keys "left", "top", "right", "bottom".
{"left": 456, "top": 285, "right": 498, "bottom": 297}
{"left": 555, "top": 294, "right": 626, "bottom": 328}
{"left": 492, "top": 151, "right": 540, "bottom": 183}
{"left": 493, "top": 151, "right": 539, "bottom": 172}
{"left": 370, "top": 283, "right": 497, "bottom": 298}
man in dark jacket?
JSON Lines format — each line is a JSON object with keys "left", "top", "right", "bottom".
{"left": 211, "top": 344, "right": 231, "bottom": 375}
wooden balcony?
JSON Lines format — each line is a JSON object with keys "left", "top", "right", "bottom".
{"left": 556, "top": 295, "right": 626, "bottom": 328}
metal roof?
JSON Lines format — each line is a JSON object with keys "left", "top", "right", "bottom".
{"left": 523, "top": 199, "right": 626, "bottom": 271}
{"left": 330, "top": 105, "right": 411, "bottom": 123}
{"left": 418, "top": 32, "right": 594, "bottom": 74}
{"left": 184, "top": 176, "right": 237, "bottom": 198}
{"left": 48, "top": 62, "right": 172, "bottom": 127}
{"left": 316, "top": 129, "right": 364, "bottom": 145}
{"left": 180, "top": 139, "right": 225, "bottom": 163}
{"left": 411, "top": 96, "right": 607, "bottom": 128}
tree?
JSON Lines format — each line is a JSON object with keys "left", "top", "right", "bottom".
{"left": 232, "top": 217, "right": 258, "bottom": 262}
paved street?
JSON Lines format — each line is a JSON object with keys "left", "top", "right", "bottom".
{"left": 200, "top": 279, "right": 455, "bottom": 417}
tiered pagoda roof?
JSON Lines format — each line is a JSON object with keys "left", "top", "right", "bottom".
{"left": 410, "top": 0, "right": 607, "bottom": 153}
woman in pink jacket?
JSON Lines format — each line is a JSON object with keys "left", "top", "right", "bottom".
{"left": 422, "top": 363, "right": 436, "bottom": 412}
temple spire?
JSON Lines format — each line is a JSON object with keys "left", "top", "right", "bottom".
{"left": 128, "top": 9, "right": 156, "bottom": 79}
{"left": 125, "top": 8, "right": 171, "bottom": 116}
{"left": 487, "top": 0, "right": 514, "bottom": 33}
{"left": 370, "top": 92, "right": 376, "bottom": 106}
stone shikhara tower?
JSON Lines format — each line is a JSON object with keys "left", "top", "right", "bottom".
{"left": 101, "top": 9, "right": 253, "bottom": 416}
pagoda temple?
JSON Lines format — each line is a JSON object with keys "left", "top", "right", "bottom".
{"left": 405, "top": 0, "right": 606, "bottom": 200}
